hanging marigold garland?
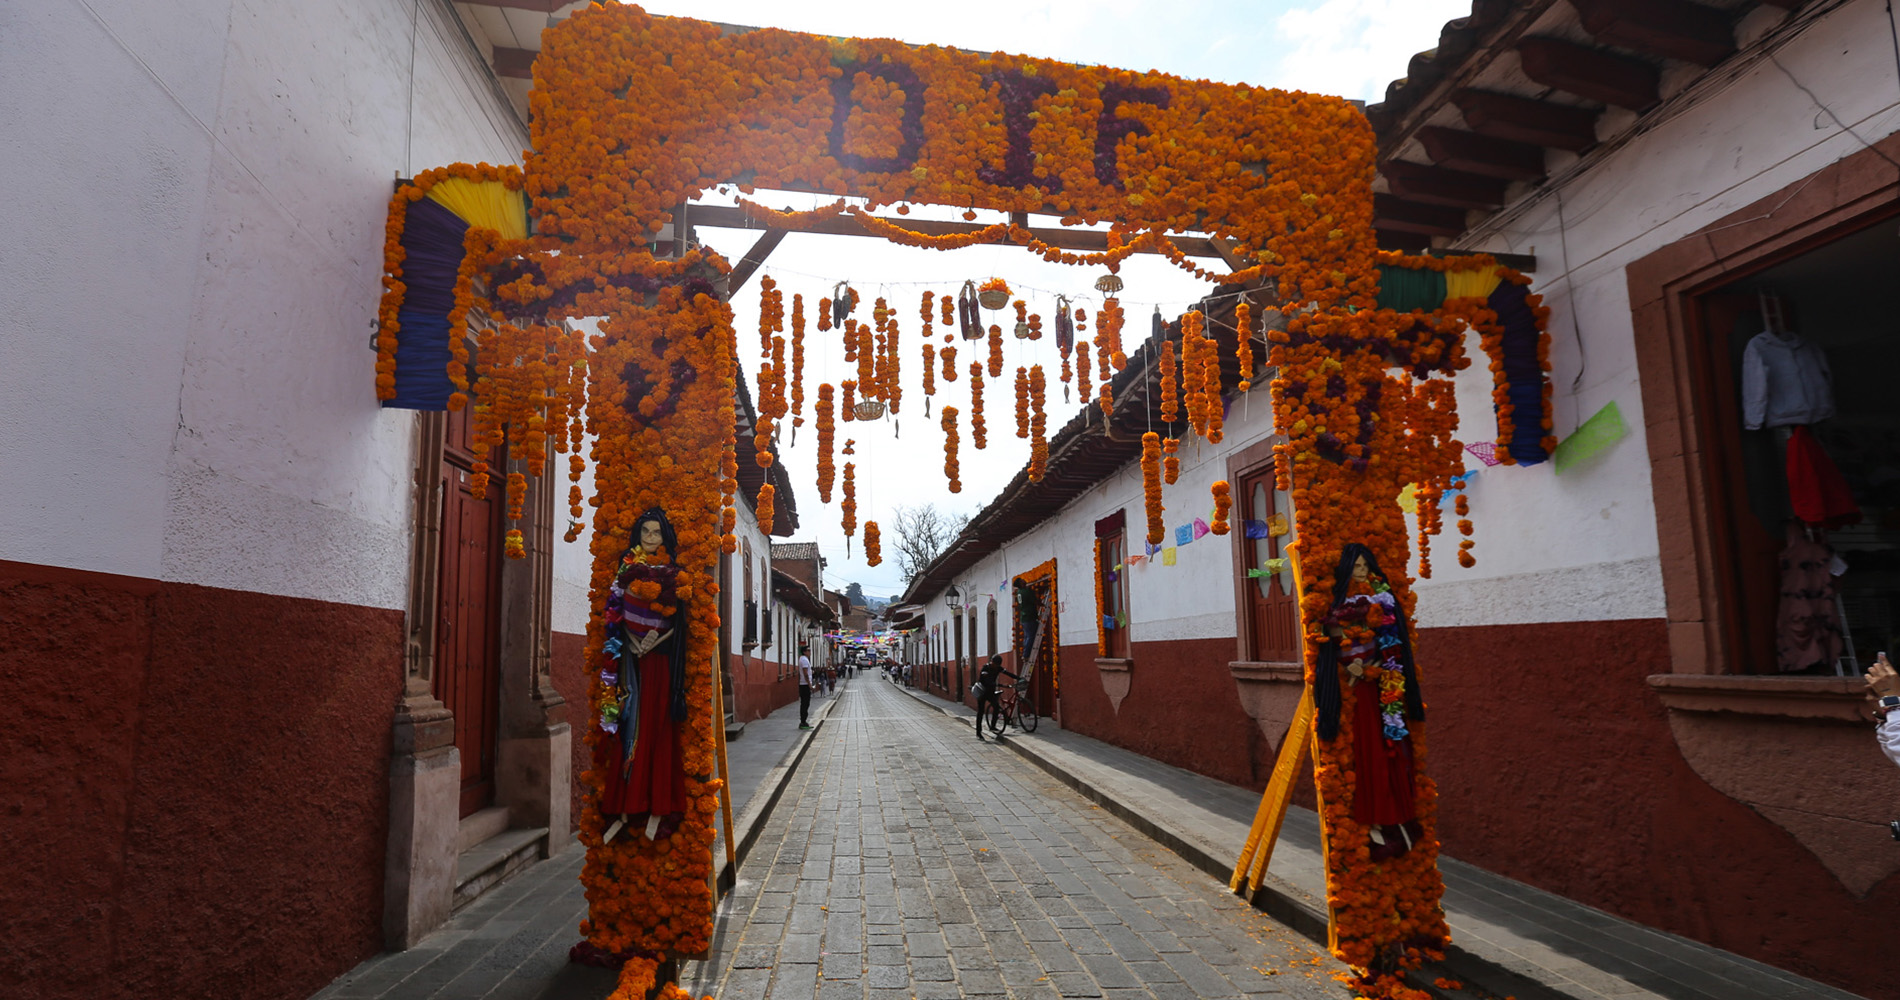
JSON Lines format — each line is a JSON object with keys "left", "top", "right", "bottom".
{"left": 968, "top": 362, "right": 987, "bottom": 450}
{"left": 1235, "top": 301, "right": 1256, "bottom": 393}
{"left": 790, "top": 294, "right": 806, "bottom": 428}
{"left": 841, "top": 380, "right": 857, "bottom": 421}
{"left": 1014, "top": 366, "right": 1030, "bottom": 439}
{"left": 1210, "top": 480, "right": 1232, "bottom": 535}
{"left": 816, "top": 383, "right": 836, "bottom": 503}
{"left": 1028, "top": 364, "right": 1048, "bottom": 483}
{"left": 864, "top": 520, "right": 882, "bottom": 567}
{"left": 1163, "top": 437, "right": 1180, "bottom": 486}
{"left": 1159, "top": 339, "right": 1179, "bottom": 424}
{"left": 1076, "top": 338, "right": 1093, "bottom": 403}
{"left": 940, "top": 344, "right": 958, "bottom": 382}
{"left": 920, "top": 338, "right": 936, "bottom": 409}
{"left": 987, "top": 323, "right": 1004, "bottom": 378}
{"left": 1140, "top": 431, "right": 1164, "bottom": 546}
{"left": 841, "top": 462, "right": 857, "bottom": 541}
{"left": 940, "top": 406, "right": 962, "bottom": 493}
{"left": 1099, "top": 298, "right": 1127, "bottom": 371}
{"left": 755, "top": 483, "right": 776, "bottom": 533}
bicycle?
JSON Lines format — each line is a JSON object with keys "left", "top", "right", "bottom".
{"left": 988, "top": 677, "right": 1038, "bottom": 735}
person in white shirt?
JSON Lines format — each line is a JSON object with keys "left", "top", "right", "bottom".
{"left": 1867, "top": 653, "right": 1900, "bottom": 768}
{"left": 796, "top": 647, "right": 814, "bottom": 730}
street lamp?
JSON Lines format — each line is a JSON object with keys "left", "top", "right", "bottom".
{"left": 944, "top": 584, "right": 964, "bottom": 614}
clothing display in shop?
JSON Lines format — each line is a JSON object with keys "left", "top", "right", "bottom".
{"left": 1742, "top": 329, "right": 1835, "bottom": 429}
{"left": 1775, "top": 523, "right": 1844, "bottom": 673}
{"left": 1785, "top": 424, "right": 1861, "bottom": 529}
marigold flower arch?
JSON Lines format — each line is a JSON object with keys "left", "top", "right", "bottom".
{"left": 371, "top": 5, "right": 1564, "bottom": 997}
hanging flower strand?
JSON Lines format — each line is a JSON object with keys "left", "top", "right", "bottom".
{"left": 816, "top": 383, "right": 836, "bottom": 502}
{"left": 969, "top": 362, "right": 987, "bottom": 450}
{"left": 864, "top": 520, "right": 882, "bottom": 567}
{"left": 1028, "top": 364, "right": 1048, "bottom": 482}
{"left": 941, "top": 406, "right": 961, "bottom": 493}
{"left": 790, "top": 293, "right": 807, "bottom": 427}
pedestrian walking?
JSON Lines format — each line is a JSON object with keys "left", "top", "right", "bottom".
{"left": 971, "top": 654, "right": 1016, "bottom": 742}
{"left": 797, "top": 645, "right": 813, "bottom": 729}
{"left": 1867, "top": 652, "right": 1900, "bottom": 767}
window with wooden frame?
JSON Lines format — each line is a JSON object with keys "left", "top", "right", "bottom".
{"left": 986, "top": 601, "right": 998, "bottom": 658}
{"left": 1095, "top": 511, "right": 1130, "bottom": 658}
{"left": 1235, "top": 459, "right": 1300, "bottom": 664}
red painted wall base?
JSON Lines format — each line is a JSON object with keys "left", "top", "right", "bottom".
{"left": 2, "top": 560, "right": 402, "bottom": 1000}
{"left": 1015, "top": 618, "right": 1893, "bottom": 999}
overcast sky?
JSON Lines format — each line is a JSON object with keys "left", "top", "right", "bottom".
{"left": 637, "top": 0, "right": 1472, "bottom": 601}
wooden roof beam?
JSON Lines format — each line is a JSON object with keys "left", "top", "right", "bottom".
{"left": 491, "top": 46, "right": 535, "bottom": 79}
{"left": 1373, "top": 194, "right": 1470, "bottom": 237}
{"left": 1517, "top": 37, "right": 1660, "bottom": 111}
{"left": 461, "top": 0, "right": 572, "bottom": 11}
{"left": 1449, "top": 89, "right": 1599, "bottom": 152}
{"left": 1380, "top": 159, "right": 1511, "bottom": 209}
{"left": 1573, "top": 0, "right": 1735, "bottom": 68}
{"left": 1415, "top": 126, "right": 1547, "bottom": 181}
{"left": 686, "top": 203, "right": 1226, "bottom": 259}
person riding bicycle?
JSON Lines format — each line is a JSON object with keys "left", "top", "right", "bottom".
{"left": 972, "top": 654, "right": 1016, "bottom": 742}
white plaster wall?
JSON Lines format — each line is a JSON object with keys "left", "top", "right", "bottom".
{"left": 1413, "top": 0, "right": 1898, "bottom": 628}
{"left": 919, "top": 396, "right": 1277, "bottom": 653}
{"left": 919, "top": 0, "right": 1899, "bottom": 638}
{"left": 1, "top": 0, "right": 527, "bottom": 610}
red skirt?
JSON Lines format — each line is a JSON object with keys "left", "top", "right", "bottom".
{"left": 1786, "top": 425, "right": 1859, "bottom": 529}
{"left": 1351, "top": 676, "right": 1417, "bottom": 827}
{"left": 594, "top": 649, "right": 685, "bottom": 817}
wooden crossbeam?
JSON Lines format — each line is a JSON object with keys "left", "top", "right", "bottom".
{"left": 461, "top": 0, "right": 571, "bottom": 11}
{"left": 685, "top": 203, "right": 1226, "bottom": 260}
{"left": 1449, "top": 89, "right": 1599, "bottom": 152}
{"left": 726, "top": 229, "right": 786, "bottom": 295}
{"left": 1517, "top": 37, "right": 1661, "bottom": 111}
{"left": 1574, "top": 0, "right": 1736, "bottom": 67}
{"left": 1380, "top": 159, "right": 1509, "bottom": 210}
{"left": 491, "top": 46, "right": 536, "bottom": 79}
{"left": 1373, "top": 194, "right": 1469, "bottom": 237}
{"left": 1415, "top": 126, "right": 1547, "bottom": 181}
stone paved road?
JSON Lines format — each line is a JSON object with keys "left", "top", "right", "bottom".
{"left": 680, "top": 678, "right": 1352, "bottom": 1000}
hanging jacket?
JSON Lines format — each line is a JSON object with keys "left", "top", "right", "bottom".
{"left": 1741, "top": 331, "right": 1834, "bottom": 429}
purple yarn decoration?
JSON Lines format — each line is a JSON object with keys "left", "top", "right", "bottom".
{"left": 1094, "top": 83, "right": 1171, "bottom": 189}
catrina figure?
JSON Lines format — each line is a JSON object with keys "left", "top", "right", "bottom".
{"left": 1314, "top": 543, "right": 1426, "bottom": 861}
{"left": 595, "top": 507, "right": 689, "bottom": 842}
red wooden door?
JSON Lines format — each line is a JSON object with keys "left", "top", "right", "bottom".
{"left": 1694, "top": 292, "right": 1781, "bottom": 674}
{"left": 436, "top": 407, "right": 504, "bottom": 818}
{"left": 1240, "top": 467, "right": 1301, "bottom": 663}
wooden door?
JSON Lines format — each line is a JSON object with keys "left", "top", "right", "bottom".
{"left": 1240, "top": 466, "right": 1301, "bottom": 663}
{"left": 1695, "top": 292, "right": 1782, "bottom": 674}
{"left": 436, "top": 406, "right": 504, "bottom": 818}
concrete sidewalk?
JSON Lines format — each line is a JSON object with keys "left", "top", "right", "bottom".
{"left": 893, "top": 681, "right": 1865, "bottom": 1000}
{"left": 309, "top": 678, "right": 852, "bottom": 1000}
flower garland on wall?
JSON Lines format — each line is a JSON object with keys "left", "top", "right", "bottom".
{"left": 392, "top": 3, "right": 1549, "bottom": 993}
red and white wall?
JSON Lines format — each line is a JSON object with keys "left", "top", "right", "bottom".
{"left": 910, "top": 5, "right": 1900, "bottom": 995}
{"left": 2, "top": 1, "right": 549, "bottom": 997}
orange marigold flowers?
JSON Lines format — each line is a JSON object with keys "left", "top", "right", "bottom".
{"left": 921, "top": 339, "right": 936, "bottom": 404}
{"left": 987, "top": 323, "right": 1003, "bottom": 378}
{"left": 1028, "top": 364, "right": 1048, "bottom": 482}
{"left": 1210, "top": 480, "right": 1232, "bottom": 535}
{"left": 1098, "top": 298, "right": 1127, "bottom": 371}
{"left": 1234, "top": 301, "right": 1255, "bottom": 393}
{"left": 816, "top": 383, "right": 836, "bottom": 502}
{"left": 755, "top": 483, "right": 775, "bottom": 532}
{"left": 790, "top": 294, "right": 806, "bottom": 427}
{"left": 1163, "top": 436, "right": 1180, "bottom": 485}
{"left": 1159, "top": 339, "right": 1179, "bottom": 424}
{"left": 941, "top": 344, "right": 958, "bottom": 382}
{"left": 1014, "top": 366, "right": 1030, "bottom": 439}
{"left": 841, "top": 463, "right": 856, "bottom": 539}
{"left": 1076, "top": 338, "right": 1093, "bottom": 402}
{"left": 1140, "top": 432, "right": 1164, "bottom": 545}
{"left": 841, "top": 379, "right": 856, "bottom": 421}
{"left": 864, "top": 520, "right": 882, "bottom": 567}
{"left": 941, "top": 406, "right": 961, "bottom": 493}
{"left": 504, "top": 528, "right": 525, "bottom": 560}
{"left": 969, "top": 362, "right": 987, "bottom": 449}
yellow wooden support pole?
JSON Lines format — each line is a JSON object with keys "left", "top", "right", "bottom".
{"left": 710, "top": 653, "right": 737, "bottom": 875}
{"left": 1246, "top": 687, "right": 1314, "bottom": 894}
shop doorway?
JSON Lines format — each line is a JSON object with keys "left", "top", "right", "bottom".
{"left": 1694, "top": 220, "right": 1900, "bottom": 674}
{"left": 436, "top": 405, "right": 504, "bottom": 817}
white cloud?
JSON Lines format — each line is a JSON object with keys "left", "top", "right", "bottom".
{"left": 1272, "top": 0, "right": 1474, "bottom": 101}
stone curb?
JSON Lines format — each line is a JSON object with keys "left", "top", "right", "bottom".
{"left": 713, "top": 687, "right": 841, "bottom": 898}
{"left": 888, "top": 681, "right": 1567, "bottom": 1000}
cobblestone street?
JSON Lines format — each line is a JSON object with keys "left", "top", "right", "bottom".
{"left": 680, "top": 679, "right": 1351, "bottom": 1000}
